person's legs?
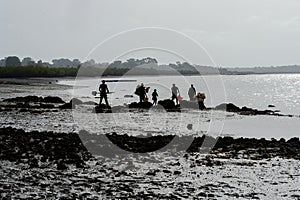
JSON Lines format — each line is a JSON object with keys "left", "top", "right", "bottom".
{"left": 172, "top": 94, "right": 176, "bottom": 103}
{"left": 139, "top": 95, "right": 143, "bottom": 103}
{"left": 99, "top": 96, "right": 103, "bottom": 105}
{"left": 104, "top": 96, "right": 109, "bottom": 107}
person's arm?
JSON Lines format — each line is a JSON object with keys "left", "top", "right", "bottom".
{"left": 106, "top": 85, "right": 109, "bottom": 93}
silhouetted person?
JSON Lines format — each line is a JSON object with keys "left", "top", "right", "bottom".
{"left": 139, "top": 83, "right": 146, "bottom": 103}
{"left": 196, "top": 92, "right": 206, "bottom": 110}
{"left": 152, "top": 89, "right": 158, "bottom": 105}
{"left": 188, "top": 84, "right": 196, "bottom": 101}
{"left": 99, "top": 80, "right": 109, "bottom": 107}
{"left": 171, "top": 84, "right": 180, "bottom": 105}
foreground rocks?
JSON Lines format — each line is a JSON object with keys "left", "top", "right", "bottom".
{"left": 0, "top": 127, "right": 92, "bottom": 168}
{"left": 1, "top": 127, "right": 299, "bottom": 169}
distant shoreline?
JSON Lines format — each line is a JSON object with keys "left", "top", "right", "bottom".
{"left": 1, "top": 72, "right": 300, "bottom": 80}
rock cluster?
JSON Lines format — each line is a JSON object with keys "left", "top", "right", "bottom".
{"left": 0, "top": 127, "right": 92, "bottom": 169}
{"left": 0, "top": 127, "right": 299, "bottom": 170}
{"left": 214, "top": 103, "right": 290, "bottom": 116}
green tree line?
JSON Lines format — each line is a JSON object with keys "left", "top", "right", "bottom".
{"left": 0, "top": 66, "right": 80, "bottom": 78}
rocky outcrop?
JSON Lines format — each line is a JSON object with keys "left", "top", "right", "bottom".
{"left": 3, "top": 95, "right": 43, "bottom": 103}
{"left": 157, "top": 99, "right": 181, "bottom": 111}
{"left": 3, "top": 95, "right": 65, "bottom": 104}
{"left": 128, "top": 102, "right": 153, "bottom": 109}
{"left": 214, "top": 103, "right": 289, "bottom": 116}
{"left": 42, "top": 96, "right": 65, "bottom": 104}
{"left": 0, "top": 127, "right": 299, "bottom": 169}
{"left": 0, "top": 127, "right": 92, "bottom": 168}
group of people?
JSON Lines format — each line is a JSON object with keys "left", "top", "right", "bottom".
{"left": 98, "top": 80, "right": 205, "bottom": 110}
{"left": 170, "top": 83, "right": 206, "bottom": 110}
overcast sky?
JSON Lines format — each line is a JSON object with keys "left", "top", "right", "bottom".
{"left": 1, "top": 0, "right": 300, "bottom": 67}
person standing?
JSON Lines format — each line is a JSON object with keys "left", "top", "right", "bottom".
{"left": 196, "top": 92, "right": 206, "bottom": 110}
{"left": 99, "top": 80, "right": 110, "bottom": 107}
{"left": 171, "top": 84, "right": 180, "bottom": 105}
{"left": 188, "top": 84, "right": 196, "bottom": 101}
{"left": 152, "top": 89, "right": 158, "bottom": 105}
{"left": 139, "top": 83, "right": 146, "bottom": 103}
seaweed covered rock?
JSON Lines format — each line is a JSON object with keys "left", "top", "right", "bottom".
{"left": 70, "top": 98, "right": 83, "bottom": 105}
{"left": 157, "top": 99, "right": 176, "bottom": 110}
{"left": 128, "top": 102, "right": 153, "bottom": 109}
{"left": 43, "top": 96, "right": 65, "bottom": 104}
{"left": 3, "top": 95, "right": 65, "bottom": 104}
{"left": 0, "top": 127, "right": 92, "bottom": 166}
{"left": 215, "top": 103, "right": 240, "bottom": 112}
{"left": 3, "top": 95, "right": 42, "bottom": 103}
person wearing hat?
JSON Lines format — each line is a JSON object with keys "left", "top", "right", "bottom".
{"left": 99, "top": 80, "right": 110, "bottom": 107}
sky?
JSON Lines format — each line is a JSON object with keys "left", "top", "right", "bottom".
{"left": 1, "top": 0, "right": 300, "bottom": 67}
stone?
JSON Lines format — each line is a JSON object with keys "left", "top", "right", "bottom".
{"left": 43, "top": 96, "right": 65, "bottom": 104}
{"left": 70, "top": 98, "right": 83, "bottom": 105}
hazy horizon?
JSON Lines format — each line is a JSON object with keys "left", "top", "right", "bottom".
{"left": 1, "top": 0, "right": 300, "bottom": 67}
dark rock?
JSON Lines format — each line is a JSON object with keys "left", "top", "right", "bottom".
{"left": 287, "top": 137, "right": 300, "bottom": 144}
{"left": 268, "top": 104, "right": 275, "bottom": 107}
{"left": 128, "top": 102, "right": 153, "bottom": 109}
{"left": 19, "top": 108, "right": 28, "bottom": 112}
{"left": 187, "top": 124, "right": 193, "bottom": 130}
{"left": 124, "top": 95, "right": 134, "bottom": 98}
{"left": 29, "top": 158, "right": 39, "bottom": 168}
{"left": 3, "top": 95, "right": 42, "bottom": 103}
{"left": 70, "top": 98, "right": 83, "bottom": 105}
{"left": 59, "top": 102, "right": 74, "bottom": 109}
{"left": 56, "top": 161, "right": 68, "bottom": 170}
{"left": 173, "top": 170, "right": 181, "bottom": 175}
{"left": 106, "top": 133, "right": 175, "bottom": 153}
{"left": 43, "top": 96, "right": 65, "bottom": 104}
{"left": 198, "top": 192, "right": 207, "bottom": 197}
{"left": 157, "top": 99, "right": 177, "bottom": 110}
{"left": 215, "top": 103, "right": 240, "bottom": 112}
{"left": 162, "top": 169, "right": 171, "bottom": 173}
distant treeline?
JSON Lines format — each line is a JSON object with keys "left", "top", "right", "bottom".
{"left": 0, "top": 66, "right": 133, "bottom": 78}
{"left": 0, "top": 66, "right": 79, "bottom": 78}
{"left": 0, "top": 66, "right": 202, "bottom": 78}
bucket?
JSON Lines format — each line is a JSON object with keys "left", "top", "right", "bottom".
{"left": 178, "top": 95, "right": 183, "bottom": 101}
